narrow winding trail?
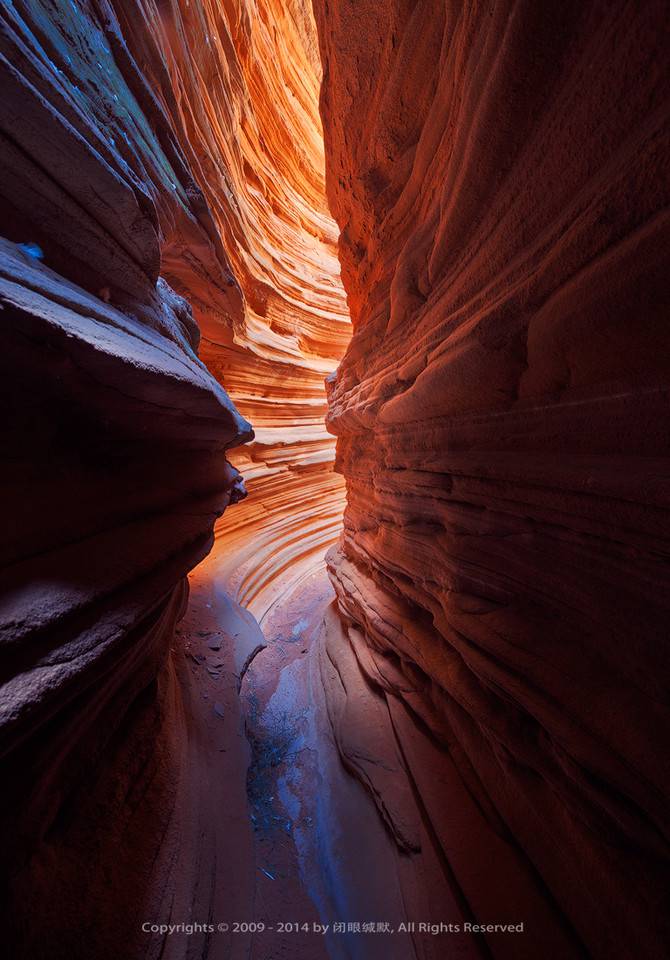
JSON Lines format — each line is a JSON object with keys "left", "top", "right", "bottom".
{"left": 180, "top": 546, "right": 424, "bottom": 960}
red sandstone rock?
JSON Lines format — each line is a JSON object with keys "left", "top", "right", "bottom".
{"left": 2, "top": 1, "right": 669, "bottom": 958}
{"left": 313, "top": 2, "right": 670, "bottom": 957}
{"left": 1, "top": 0, "right": 347, "bottom": 953}
{"left": 0, "top": 2, "right": 251, "bottom": 952}
{"left": 122, "top": 0, "right": 350, "bottom": 617}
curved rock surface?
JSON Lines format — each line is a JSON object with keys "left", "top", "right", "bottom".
{"left": 1, "top": 0, "right": 346, "bottom": 954}
{"left": 124, "top": 0, "right": 350, "bottom": 619}
{"left": 0, "top": 0, "right": 253, "bottom": 950}
{"left": 313, "top": 2, "right": 670, "bottom": 958}
{"left": 3, "top": 1, "right": 669, "bottom": 958}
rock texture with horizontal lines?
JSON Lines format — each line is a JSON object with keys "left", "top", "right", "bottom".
{"left": 0, "top": 1, "right": 250, "bottom": 953}
{"left": 1, "top": 0, "right": 348, "bottom": 954}
{"left": 2, "top": 0, "right": 669, "bottom": 957}
{"left": 313, "top": 1, "right": 670, "bottom": 957}
{"left": 121, "top": 0, "right": 350, "bottom": 618}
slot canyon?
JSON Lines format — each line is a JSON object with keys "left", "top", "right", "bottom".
{"left": 1, "top": 1, "right": 668, "bottom": 958}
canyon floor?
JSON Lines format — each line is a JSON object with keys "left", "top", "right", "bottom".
{"left": 178, "top": 546, "right": 432, "bottom": 960}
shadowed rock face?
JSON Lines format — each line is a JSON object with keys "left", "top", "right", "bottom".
{"left": 313, "top": 1, "right": 670, "bottom": 958}
{"left": 0, "top": 0, "right": 345, "bottom": 952}
{"left": 0, "top": 0, "right": 253, "bottom": 949}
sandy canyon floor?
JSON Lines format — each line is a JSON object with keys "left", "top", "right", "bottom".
{"left": 173, "top": 545, "right": 435, "bottom": 960}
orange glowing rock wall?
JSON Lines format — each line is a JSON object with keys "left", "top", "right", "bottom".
{"left": 120, "top": 0, "right": 350, "bottom": 619}
{"left": 313, "top": 2, "right": 670, "bottom": 958}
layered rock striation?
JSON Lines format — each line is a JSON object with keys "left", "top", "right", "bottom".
{"left": 3, "top": 0, "right": 669, "bottom": 957}
{"left": 1, "top": 0, "right": 347, "bottom": 952}
{"left": 0, "top": 1, "right": 253, "bottom": 947}
{"left": 314, "top": 2, "right": 670, "bottom": 958}
{"left": 124, "top": 0, "right": 350, "bottom": 620}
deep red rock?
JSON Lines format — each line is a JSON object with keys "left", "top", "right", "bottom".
{"left": 1, "top": 1, "right": 669, "bottom": 958}
{"left": 313, "top": 1, "right": 670, "bottom": 957}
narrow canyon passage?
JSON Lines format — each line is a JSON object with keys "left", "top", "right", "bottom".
{"left": 180, "top": 550, "right": 420, "bottom": 960}
{"left": 1, "top": 2, "right": 669, "bottom": 960}
{"left": 160, "top": 6, "right": 439, "bottom": 947}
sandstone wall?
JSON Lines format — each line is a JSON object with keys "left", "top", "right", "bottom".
{"left": 313, "top": 2, "right": 670, "bottom": 957}
{"left": 119, "top": 0, "right": 350, "bottom": 618}
{"left": 1, "top": 0, "right": 247, "bottom": 905}
{"left": 0, "top": 0, "right": 345, "bottom": 951}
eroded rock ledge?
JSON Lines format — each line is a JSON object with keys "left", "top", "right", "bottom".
{"left": 313, "top": 2, "right": 670, "bottom": 958}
